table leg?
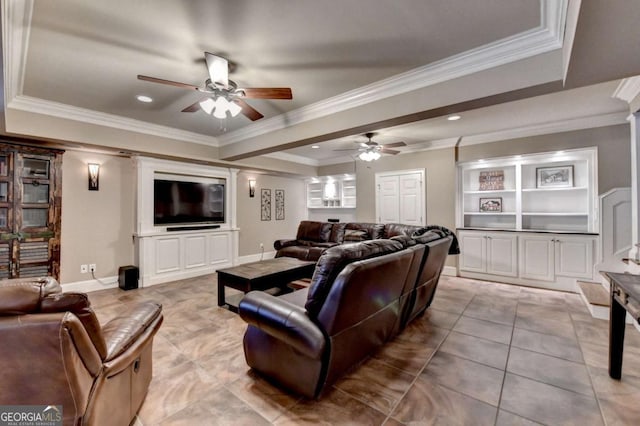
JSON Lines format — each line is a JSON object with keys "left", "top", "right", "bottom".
{"left": 609, "top": 290, "right": 626, "bottom": 379}
{"left": 217, "top": 280, "right": 226, "bottom": 307}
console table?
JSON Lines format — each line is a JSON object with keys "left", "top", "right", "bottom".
{"left": 603, "top": 272, "right": 640, "bottom": 379}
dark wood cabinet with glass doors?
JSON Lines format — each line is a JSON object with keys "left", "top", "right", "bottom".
{"left": 0, "top": 143, "right": 62, "bottom": 280}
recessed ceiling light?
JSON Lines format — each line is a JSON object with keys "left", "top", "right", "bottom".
{"left": 136, "top": 95, "right": 153, "bottom": 103}
{"left": 447, "top": 115, "right": 461, "bottom": 121}
{"left": 311, "top": 145, "right": 320, "bottom": 149}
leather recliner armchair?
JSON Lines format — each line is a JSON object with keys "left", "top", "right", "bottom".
{"left": 0, "top": 277, "right": 163, "bottom": 426}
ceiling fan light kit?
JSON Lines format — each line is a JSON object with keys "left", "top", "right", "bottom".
{"left": 358, "top": 150, "right": 381, "bottom": 162}
{"left": 138, "top": 52, "right": 292, "bottom": 121}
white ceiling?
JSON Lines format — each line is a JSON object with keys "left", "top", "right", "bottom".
{"left": 2, "top": 0, "right": 638, "bottom": 167}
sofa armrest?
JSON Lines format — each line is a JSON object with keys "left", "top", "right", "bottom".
{"left": 274, "top": 239, "right": 299, "bottom": 250}
{"left": 239, "top": 291, "right": 325, "bottom": 359}
{"left": 102, "top": 302, "right": 162, "bottom": 362}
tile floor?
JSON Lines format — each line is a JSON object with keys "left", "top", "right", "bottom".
{"left": 87, "top": 274, "right": 640, "bottom": 425}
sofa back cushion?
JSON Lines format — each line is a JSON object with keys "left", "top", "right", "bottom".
{"left": 0, "top": 277, "right": 61, "bottom": 315}
{"left": 344, "top": 222, "right": 384, "bottom": 241}
{"left": 296, "top": 221, "right": 333, "bottom": 243}
{"left": 384, "top": 223, "right": 421, "bottom": 239}
{"left": 305, "top": 239, "right": 403, "bottom": 316}
{"left": 404, "top": 236, "right": 453, "bottom": 325}
{"left": 329, "top": 222, "right": 346, "bottom": 243}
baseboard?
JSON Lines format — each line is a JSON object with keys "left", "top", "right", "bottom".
{"left": 442, "top": 266, "right": 457, "bottom": 276}
{"left": 237, "top": 251, "right": 276, "bottom": 264}
{"left": 61, "top": 276, "right": 119, "bottom": 293}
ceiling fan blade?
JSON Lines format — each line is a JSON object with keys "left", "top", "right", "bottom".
{"left": 383, "top": 141, "right": 407, "bottom": 148}
{"left": 137, "top": 75, "right": 200, "bottom": 91}
{"left": 181, "top": 100, "right": 202, "bottom": 113}
{"left": 333, "top": 148, "right": 359, "bottom": 152}
{"left": 380, "top": 148, "right": 400, "bottom": 155}
{"left": 240, "top": 88, "right": 293, "bottom": 99}
{"left": 234, "top": 99, "right": 264, "bottom": 121}
{"left": 205, "top": 52, "right": 229, "bottom": 88}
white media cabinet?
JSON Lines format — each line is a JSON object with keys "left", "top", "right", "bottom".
{"left": 134, "top": 157, "right": 239, "bottom": 286}
{"left": 456, "top": 148, "right": 598, "bottom": 292}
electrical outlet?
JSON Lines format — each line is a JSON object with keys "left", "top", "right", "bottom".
{"left": 80, "top": 264, "right": 88, "bottom": 274}
{"left": 89, "top": 264, "right": 96, "bottom": 273}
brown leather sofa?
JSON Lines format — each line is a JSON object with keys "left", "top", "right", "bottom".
{"left": 240, "top": 232, "right": 453, "bottom": 398}
{"left": 274, "top": 220, "right": 421, "bottom": 261}
{"left": 0, "top": 277, "right": 163, "bottom": 426}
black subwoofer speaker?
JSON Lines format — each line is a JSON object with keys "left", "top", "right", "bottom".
{"left": 118, "top": 265, "right": 139, "bottom": 291}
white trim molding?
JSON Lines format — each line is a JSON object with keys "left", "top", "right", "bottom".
{"left": 61, "top": 275, "right": 119, "bottom": 293}
{"left": 8, "top": 95, "right": 220, "bottom": 146}
{"left": 218, "top": 0, "right": 568, "bottom": 145}
{"left": 1, "top": 0, "right": 569, "bottom": 148}
{"left": 613, "top": 77, "right": 640, "bottom": 105}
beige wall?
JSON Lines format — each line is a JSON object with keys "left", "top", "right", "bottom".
{"left": 236, "top": 172, "right": 307, "bottom": 257}
{"left": 60, "top": 151, "right": 135, "bottom": 284}
{"left": 458, "top": 124, "right": 631, "bottom": 194}
{"left": 354, "top": 148, "right": 457, "bottom": 229}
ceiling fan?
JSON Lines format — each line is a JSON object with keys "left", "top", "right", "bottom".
{"left": 137, "top": 52, "right": 293, "bottom": 121}
{"left": 334, "top": 132, "right": 407, "bottom": 161}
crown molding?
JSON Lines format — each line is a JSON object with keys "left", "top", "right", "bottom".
{"left": 218, "top": 0, "right": 567, "bottom": 145}
{"left": 319, "top": 111, "right": 626, "bottom": 166}
{"left": 263, "top": 151, "right": 319, "bottom": 166}
{"left": 459, "top": 111, "right": 628, "bottom": 146}
{"left": 2, "top": 0, "right": 33, "bottom": 105}
{"left": 3, "top": 0, "right": 569, "bottom": 150}
{"left": 613, "top": 77, "right": 640, "bottom": 104}
{"left": 8, "top": 95, "right": 219, "bottom": 146}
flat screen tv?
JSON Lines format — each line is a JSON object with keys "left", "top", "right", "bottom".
{"left": 154, "top": 178, "right": 225, "bottom": 225}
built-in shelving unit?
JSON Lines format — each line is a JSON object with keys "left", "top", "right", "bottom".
{"left": 306, "top": 175, "right": 356, "bottom": 209}
{"left": 457, "top": 148, "right": 597, "bottom": 233}
{"left": 456, "top": 147, "right": 599, "bottom": 292}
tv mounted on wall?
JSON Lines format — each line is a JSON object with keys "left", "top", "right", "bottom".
{"left": 153, "top": 176, "right": 225, "bottom": 225}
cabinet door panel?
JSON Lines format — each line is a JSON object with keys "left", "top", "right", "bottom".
{"left": 486, "top": 234, "right": 518, "bottom": 277}
{"left": 459, "top": 233, "right": 486, "bottom": 273}
{"left": 519, "top": 236, "right": 554, "bottom": 282}
{"left": 555, "top": 237, "right": 593, "bottom": 279}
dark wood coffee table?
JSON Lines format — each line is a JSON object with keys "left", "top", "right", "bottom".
{"left": 217, "top": 257, "right": 315, "bottom": 312}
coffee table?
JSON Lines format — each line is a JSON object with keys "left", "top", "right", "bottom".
{"left": 217, "top": 257, "right": 316, "bottom": 312}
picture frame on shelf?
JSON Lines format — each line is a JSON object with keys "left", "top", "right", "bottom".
{"left": 479, "top": 197, "right": 502, "bottom": 212}
{"left": 478, "top": 170, "right": 504, "bottom": 190}
{"left": 536, "top": 165, "right": 573, "bottom": 188}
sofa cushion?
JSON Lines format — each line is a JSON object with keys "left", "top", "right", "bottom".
{"left": 305, "top": 239, "right": 403, "bottom": 316}
{"left": 384, "top": 223, "right": 421, "bottom": 239}
{"left": 329, "top": 223, "right": 346, "bottom": 243}
{"left": 0, "top": 277, "right": 61, "bottom": 315}
{"left": 345, "top": 222, "right": 384, "bottom": 240}
{"left": 344, "top": 229, "right": 367, "bottom": 242}
{"left": 296, "top": 221, "right": 333, "bottom": 243}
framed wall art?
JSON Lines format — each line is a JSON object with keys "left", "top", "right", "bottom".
{"left": 478, "top": 170, "right": 504, "bottom": 191}
{"left": 479, "top": 197, "right": 502, "bottom": 212}
{"left": 536, "top": 165, "right": 573, "bottom": 188}
{"left": 275, "top": 189, "right": 285, "bottom": 220}
{"left": 261, "top": 188, "right": 271, "bottom": 221}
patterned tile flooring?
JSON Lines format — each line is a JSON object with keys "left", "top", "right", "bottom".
{"left": 86, "top": 275, "right": 640, "bottom": 425}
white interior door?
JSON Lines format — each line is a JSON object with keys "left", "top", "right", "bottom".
{"left": 399, "top": 172, "right": 423, "bottom": 225}
{"left": 376, "top": 169, "right": 425, "bottom": 225}
{"left": 377, "top": 175, "right": 400, "bottom": 222}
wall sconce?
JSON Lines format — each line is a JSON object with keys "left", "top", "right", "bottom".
{"left": 248, "top": 179, "right": 256, "bottom": 197}
{"left": 88, "top": 163, "right": 100, "bottom": 191}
